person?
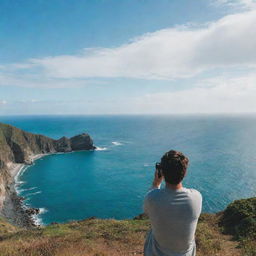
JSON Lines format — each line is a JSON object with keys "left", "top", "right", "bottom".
{"left": 144, "top": 150, "right": 202, "bottom": 256}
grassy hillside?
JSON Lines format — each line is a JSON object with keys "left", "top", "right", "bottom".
{"left": 0, "top": 197, "right": 255, "bottom": 256}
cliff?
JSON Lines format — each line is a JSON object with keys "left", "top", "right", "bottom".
{"left": 0, "top": 197, "right": 255, "bottom": 256}
{"left": 0, "top": 122, "right": 95, "bottom": 226}
{"left": 0, "top": 122, "right": 95, "bottom": 166}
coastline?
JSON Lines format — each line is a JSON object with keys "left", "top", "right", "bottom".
{"left": 2, "top": 150, "right": 95, "bottom": 228}
{"left": 0, "top": 122, "right": 96, "bottom": 228}
{"left": 2, "top": 154, "right": 46, "bottom": 228}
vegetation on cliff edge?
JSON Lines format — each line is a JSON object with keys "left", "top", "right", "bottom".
{"left": 0, "top": 197, "right": 255, "bottom": 256}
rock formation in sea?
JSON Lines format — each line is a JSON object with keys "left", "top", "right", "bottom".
{"left": 0, "top": 122, "right": 95, "bottom": 227}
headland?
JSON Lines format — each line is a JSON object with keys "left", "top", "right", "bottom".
{"left": 0, "top": 122, "right": 95, "bottom": 227}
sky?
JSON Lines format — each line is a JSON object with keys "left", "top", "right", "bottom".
{"left": 0, "top": 0, "right": 256, "bottom": 115}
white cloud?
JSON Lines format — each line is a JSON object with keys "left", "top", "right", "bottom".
{"left": 0, "top": 8, "right": 255, "bottom": 87}
{"left": 3, "top": 9, "right": 253, "bottom": 82}
{"left": 215, "top": 0, "right": 256, "bottom": 10}
{"left": 0, "top": 3, "right": 256, "bottom": 114}
{"left": 0, "top": 72, "right": 94, "bottom": 88}
{"left": 133, "top": 73, "right": 256, "bottom": 113}
{"left": 0, "top": 100, "right": 7, "bottom": 105}
{"left": 1, "top": 73, "right": 255, "bottom": 114}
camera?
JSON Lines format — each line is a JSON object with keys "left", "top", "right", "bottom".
{"left": 155, "top": 162, "right": 162, "bottom": 178}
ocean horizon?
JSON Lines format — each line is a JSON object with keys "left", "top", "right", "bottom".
{"left": 1, "top": 114, "right": 256, "bottom": 225}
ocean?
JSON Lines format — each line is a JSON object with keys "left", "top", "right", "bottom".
{"left": 1, "top": 115, "right": 256, "bottom": 225}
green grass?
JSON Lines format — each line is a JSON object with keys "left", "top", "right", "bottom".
{"left": 0, "top": 198, "right": 255, "bottom": 256}
{"left": 0, "top": 218, "right": 150, "bottom": 256}
{"left": 0, "top": 217, "right": 19, "bottom": 237}
{"left": 0, "top": 214, "right": 236, "bottom": 256}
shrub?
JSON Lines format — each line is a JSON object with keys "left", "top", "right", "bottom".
{"left": 235, "top": 216, "right": 256, "bottom": 239}
{"left": 220, "top": 197, "right": 256, "bottom": 239}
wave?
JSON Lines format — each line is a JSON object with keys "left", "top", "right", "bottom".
{"left": 14, "top": 166, "right": 28, "bottom": 183}
{"left": 112, "top": 141, "right": 123, "bottom": 146}
{"left": 32, "top": 208, "right": 48, "bottom": 226}
{"left": 15, "top": 181, "right": 27, "bottom": 194}
{"left": 15, "top": 180, "right": 26, "bottom": 185}
{"left": 39, "top": 207, "right": 48, "bottom": 214}
{"left": 95, "top": 146, "right": 108, "bottom": 151}
{"left": 25, "top": 191, "right": 42, "bottom": 197}
{"left": 19, "top": 187, "right": 38, "bottom": 193}
{"left": 16, "top": 185, "right": 37, "bottom": 194}
{"left": 14, "top": 165, "right": 30, "bottom": 194}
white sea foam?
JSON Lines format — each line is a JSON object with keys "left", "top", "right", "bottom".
{"left": 95, "top": 146, "right": 107, "bottom": 151}
{"left": 15, "top": 180, "right": 25, "bottom": 186}
{"left": 14, "top": 165, "right": 29, "bottom": 193}
{"left": 32, "top": 208, "right": 48, "bottom": 226}
{"left": 39, "top": 207, "right": 48, "bottom": 214}
{"left": 19, "top": 187, "right": 38, "bottom": 193}
{"left": 32, "top": 215, "right": 43, "bottom": 226}
{"left": 112, "top": 141, "right": 123, "bottom": 146}
{"left": 15, "top": 184, "right": 25, "bottom": 194}
{"left": 26, "top": 191, "right": 42, "bottom": 197}
{"left": 14, "top": 166, "right": 28, "bottom": 183}
{"left": 12, "top": 158, "right": 47, "bottom": 226}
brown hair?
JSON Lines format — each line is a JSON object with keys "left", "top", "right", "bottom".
{"left": 160, "top": 150, "right": 189, "bottom": 185}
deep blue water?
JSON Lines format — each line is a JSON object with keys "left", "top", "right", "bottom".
{"left": 1, "top": 115, "right": 256, "bottom": 225}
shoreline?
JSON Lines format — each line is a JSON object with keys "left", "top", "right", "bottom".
{"left": 2, "top": 151, "right": 91, "bottom": 228}
{"left": 0, "top": 122, "right": 96, "bottom": 228}
{"left": 4, "top": 150, "right": 95, "bottom": 228}
{"left": 2, "top": 154, "right": 46, "bottom": 228}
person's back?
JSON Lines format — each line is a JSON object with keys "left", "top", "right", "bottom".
{"left": 144, "top": 187, "right": 202, "bottom": 255}
{"left": 144, "top": 150, "right": 202, "bottom": 256}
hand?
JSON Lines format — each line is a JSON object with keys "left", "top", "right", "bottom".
{"left": 152, "top": 169, "right": 163, "bottom": 188}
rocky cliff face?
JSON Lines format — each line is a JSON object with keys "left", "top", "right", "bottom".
{"left": 0, "top": 122, "right": 95, "bottom": 225}
{"left": 0, "top": 122, "right": 95, "bottom": 167}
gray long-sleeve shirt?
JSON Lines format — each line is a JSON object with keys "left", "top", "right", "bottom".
{"left": 144, "top": 187, "right": 202, "bottom": 256}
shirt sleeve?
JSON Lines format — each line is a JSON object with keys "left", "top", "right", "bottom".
{"left": 191, "top": 189, "right": 203, "bottom": 216}
{"left": 144, "top": 187, "right": 160, "bottom": 215}
{"left": 197, "top": 191, "right": 203, "bottom": 214}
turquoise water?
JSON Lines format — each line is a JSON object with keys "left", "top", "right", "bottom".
{"left": 1, "top": 115, "right": 256, "bottom": 225}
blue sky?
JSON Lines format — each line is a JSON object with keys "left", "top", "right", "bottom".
{"left": 0, "top": 0, "right": 256, "bottom": 115}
